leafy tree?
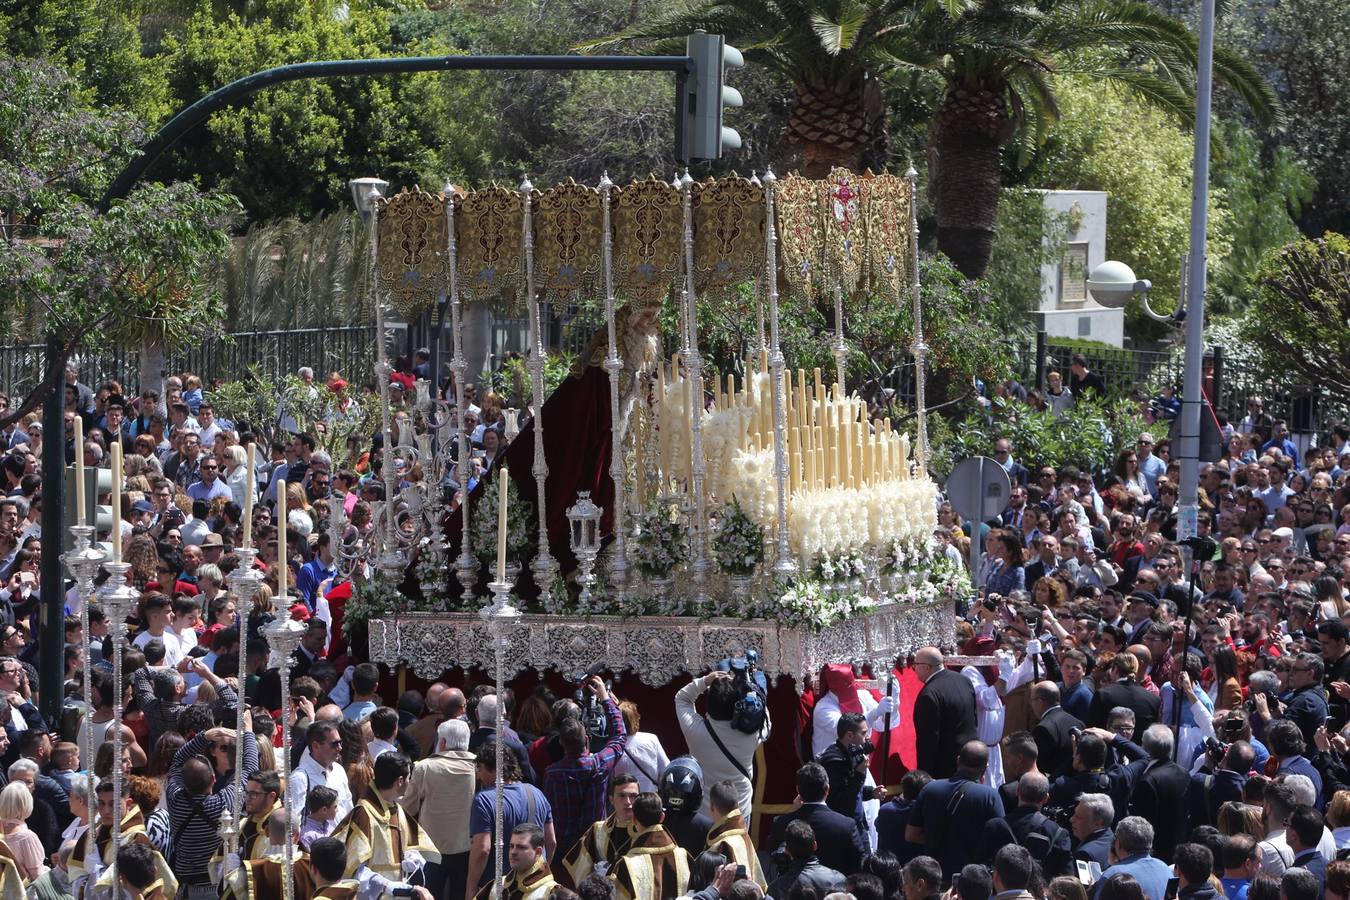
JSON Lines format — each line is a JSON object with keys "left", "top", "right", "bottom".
{"left": 0, "top": 56, "right": 236, "bottom": 429}
{"left": 156, "top": 0, "right": 496, "bottom": 220}
{"left": 1242, "top": 233, "right": 1350, "bottom": 408}
{"left": 593, "top": 0, "right": 1277, "bottom": 280}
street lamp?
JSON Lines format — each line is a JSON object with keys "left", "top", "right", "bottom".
{"left": 1086, "top": 260, "right": 1182, "bottom": 324}
{"left": 349, "top": 177, "right": 388, "bottom": 221}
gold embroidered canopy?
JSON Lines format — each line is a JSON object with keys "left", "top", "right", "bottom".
{"left": 374, "top": 171, "right": 914, "bottom": 314}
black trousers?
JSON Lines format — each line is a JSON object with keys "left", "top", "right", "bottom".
{"left": 427, "top": 850, "right": 470, "bottom": 900}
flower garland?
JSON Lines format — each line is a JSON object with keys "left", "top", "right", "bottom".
{"left": 712, "top": 497, "right": 764, "bottom": 576}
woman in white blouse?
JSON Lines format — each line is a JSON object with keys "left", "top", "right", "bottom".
{"left": 613, "top": 699, "right": 670, "bottom": 792}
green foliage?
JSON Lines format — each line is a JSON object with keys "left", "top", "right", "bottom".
{"left": 210, "top": 366, "right": 377, "bottom": 466}
{"left": 982, "top": 188, "right": 1074, "bottom": 337}
{"left": 1027, "top": 77, "right": 1233, "bottom": 338}
{"left": 1242, "top": 233, "right": 1350, "bottom": 407}
{"left": 490, "top": 351, "right": 575, "bottom": 408}
{"left": 158, "top": 0, "right": 496, "bottom": 220}
{"left": 0, "top": 56, "right": 236, "bottom": 427}
{"left": 1207, "top": 119, "right": 1315, "bottom": 314}
{"left": 217, "top": 211, "right": 371, "bottom": 331}
{"left": 931, "top": 394, "right": 1151, "bottom": 478}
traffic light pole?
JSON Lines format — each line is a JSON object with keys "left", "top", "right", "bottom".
{"left": 101, "top": 53, "right": 695, "bottom": 208}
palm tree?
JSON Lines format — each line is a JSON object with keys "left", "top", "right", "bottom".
{"left": 586, "top": 0, "right": 1278, "bottom": 279}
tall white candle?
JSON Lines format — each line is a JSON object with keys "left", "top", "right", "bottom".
{"left": 74, "top": 416, "right": 85, "bottom": 526}
{"left": 276, "top": 478, "right": 287, "bottom": 597}
{"left": 243, "top": 443, "right": 256, "bottom": 548}
{"left": 110, "top": 442, "right": 122, "bottom": 562}
{"left": 496, "top": 466, "right": 510, "bottom": 583}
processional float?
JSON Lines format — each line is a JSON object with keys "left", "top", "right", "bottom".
{"left": 355, "top": 166, "right": 969, "bottom": 688}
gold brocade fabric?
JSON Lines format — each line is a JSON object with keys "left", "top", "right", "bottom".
{"left": 821, "top": 166, "right": 864, "bottom": 296}
{"left": 613, "top": 176, "right": 682, "bottom": 304}
{"left": 457, "top": 186, "right": 524, "bottom": 306}
{"left": 534, "top": 180, "right": 604, "bottom": 307}
{"left": 862, "top": 172, "right": 911, "bottom": 303}
{"left": 774, "top": 173, "right": 825, "bottom": 303}
{"left": 376, "top": 188, "right": 449, "bottom": 320}
{"left": 692, "top": 174, "right": 764, "bottom": 300}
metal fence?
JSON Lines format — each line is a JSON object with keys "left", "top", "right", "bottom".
{"left": 0, "top": 326, "right": 378, "bottom": 399}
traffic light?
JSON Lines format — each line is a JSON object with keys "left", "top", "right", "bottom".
{"left": 683, "top": 32, "right": 744, "bottom": 161}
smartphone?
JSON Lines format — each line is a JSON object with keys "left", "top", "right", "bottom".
{"left": 17, "top": 572, "right": 34, "bottom": 585}
{"left": 1163, "top": 877, "right": 1180, "bottom": 900}
{"left": 735, "top": 865, "right": 747, "bottom": 881}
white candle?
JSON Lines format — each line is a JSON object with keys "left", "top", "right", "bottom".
{"left": 276, "top": 478, "right": 287, "bottom": 598}
{"left": 243, "top": 443, "right": 256, "bottom": 548}
{"left": 74, "top": 416, "right": 85, "bottom": 526}
{"left": 110, "top": 442, "right": 122, "bottom": 562}
{"left": 496, "top": 466, "right": 509, "bottom": 582}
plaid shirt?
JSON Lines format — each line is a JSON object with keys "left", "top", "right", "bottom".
{"left": 542, "top": 698, "right": 627, "bottom": 854}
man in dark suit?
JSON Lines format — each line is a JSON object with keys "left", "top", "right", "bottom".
{"left": 1000, "top": 486, "right": 1031, "bottom": 532}
{"left": 767, "top": 763, "right": 867, "bottom": 877}
{"left": 1286, "top": 805, "right": 1327, "bottom": 894}
{"left": 1023, "top": 536, "right": 1062, "bottom": 594}
{"left": 1031, "top": 682, "right": 1083, "bottom": 777}
{"left": 1088, "top": 652, "right": 1160, "bottom": 734}
{"left": 1126, "top": 724, "right": 1190, "bottom": 863}
{"left": 912, "top": 647, "right": 978, "bottom": 780}
{"left": 1068, "top": 792, "right": 1115, "bottom": 871}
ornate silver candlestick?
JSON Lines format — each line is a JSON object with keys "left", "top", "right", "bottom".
{"left": 762, "top": 170, "right": 796, "bottom": 578}
{"left": 905, "top": 165, "right": 929, "bottom": 475}
{"left": 444, "top": 184, "right": 481, "bottom": 598}
{"left": 598, "top": 173, "right": 630, "bottom": 597}
{"left": 63, "top": 524, "right": 105, "bottom": 825}
{"left": 521, "top": 175, "right": 559, "bottom": 589}
{"left": 227, "top": 548, "right": 264, "bottom": 823}
{"left": 95, "top": 561, "right": 138, "bottom": 894}
{"left": 678, "top": 171, "right": 710, "bottom": 598}
{"left": 262, "top": 613, "right": 306, "bottom": 900}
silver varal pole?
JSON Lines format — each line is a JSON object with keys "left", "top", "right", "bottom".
{"left": 228, "top": 547, "right": 263, "bottom": 824}
{"left": 678, "top": 171, "right": 709, "bottom": 596}
{"left": 762, "top": 171, "right": 795, "bottom": 577}
{"left": 481, "top": 576, "right": 519, "bottom": 897}
{"left": 598, "top": 173, "right": 629, "bottom": 596}
{"left": 370, "top": 189, "right": 400, "bottom": 567}
{"left": 832, "top": 282, "right": 847, "bottom": 394}
{"left": 905, "top": 165, "right": 929, "bottom": 476}
{"left": 446, "top": 184, "right": 479, "bottom": 596}
{"left": 522, "top": 176, "right": 559, "bottom": 588}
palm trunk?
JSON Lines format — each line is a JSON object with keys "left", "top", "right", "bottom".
{"left": 933, "top": 88, "right": 1008, "bottom": 280}
{"left": 139, "top": 335, "right": 165, "bottom": 410}
{"left": 788, "top": 77, "right": 887, "bottom": 179}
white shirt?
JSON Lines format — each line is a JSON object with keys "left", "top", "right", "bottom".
{"left": 133, "top": 629, "right": 185, "bottom": 668}
{"left": 368, "top": 738, "right": 398, "bottom": 759}
{"left": 289, "top": 748, "right": 353, "bottom": 821}
{"left": 675, "top": 675, "right": 770, "bottom": 820}
{"left": 613, "top": 731, "right": 670, "bottom": 792}
{"left": 1259, "top": 828, "right": 1293, "bottom": 875}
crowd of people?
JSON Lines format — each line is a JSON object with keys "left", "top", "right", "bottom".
{"left": 1, "top": 350, "right": 1350, "bottom": 900}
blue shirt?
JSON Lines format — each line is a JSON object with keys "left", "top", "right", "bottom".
{"left": 186, "top": 478, "right": 233, "bottom": 503}
{"left": 1261, "top": 438, "right": 1299, "bottom": 465}
{"left": 1093, "top": 854, "right": 1173, "bottom": 900}
{"left": 1139, "top": 453, "right": 1166, "bottom": 497}
{"left": 1219, "top": 877, "right": 1249, "bottom": 900}
{"left": 1061, "top": 680, "right": 1095, "bottom": 722}
{"left": 296, "top": 558, "right": 337, "bottom": 610}
{"left": 470, "top": 782, "right": 554, "bottom": 885}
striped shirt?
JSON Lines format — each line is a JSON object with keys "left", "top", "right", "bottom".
{"left": 166, "top": 731, "right": 259, "bottom": 884}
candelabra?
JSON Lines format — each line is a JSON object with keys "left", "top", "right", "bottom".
{"left": 95, "top": 561, "right": 139, "bottom": 895}
{"left": 480, "top": 577, "right": 520, "bottom": 898}
{"left": 262, "top": 613, "right": 306, "bottom": 900}
{"left": 762, "top": 170, "right": 796, "bottom": 578}
{"left": 598, "top": 173, "right": 629, "bottom": 597}
{"left": 62, "top": 524, "right": 104, "bottom": 829}
{"left": 521, "top": 175, "right": 559, "bottom": 588}
{"left": 566, "top": 492, "right": 603, "bottom": 606}
{"left": 444, "top": 184, "right": 481, "bottom": 598}
{"left": 219, "top": 807, "right": 240, "bottom": 858}
{"left": 227, "top": 548, "right": 264, "bottom": 823}
{"left": 832, "top": 282, "right": 848, "bottom": 394}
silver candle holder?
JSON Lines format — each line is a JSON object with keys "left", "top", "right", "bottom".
{"left": 566, "top": 492, "right": 603, "bottom": 606}
{"left": 261, "top": 612, "right": 306, "bottom": 900}
{"left": 227, "top": 548, "right": 264, "bottom": 823}
{"left": 762, "top": 170, "right": 796, "bottom": 578}
{"left": 63, "top": 523, "right": 105, "bottom": 834}
{"left": 480, "top": 578, "right": 520, "bottom": 897}
{"left": 521, "top": 175, "right": 559, "bottom": 589}
{"left": 598, "top": 173, "right": 630, "bottom": 598}
{"left": 95, "top": 560, "right": 139, "bottom": 895}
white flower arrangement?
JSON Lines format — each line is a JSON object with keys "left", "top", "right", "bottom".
{"left": 630, "top": 498, "right": 689, "bottom": 578}
{"left": 469, "top": 474, "right": 538, "bottom": 568}
{"left": 712, "top": 497, "right": 764, "bottom": 577}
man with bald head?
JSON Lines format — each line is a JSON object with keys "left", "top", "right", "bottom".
{"left": 407, "top": 682, "right": 451, "bottom": 759}
{"left": 906, "top": 740, "right": 1004, "bottom": 878}
{"left": 911, "top": 647, "right": 979, "bottom": 779}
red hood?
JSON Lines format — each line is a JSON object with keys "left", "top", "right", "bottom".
{"left": 823, "top": 663, "right": 864, "bottom": 713}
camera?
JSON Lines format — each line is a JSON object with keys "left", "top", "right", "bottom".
{"left": 723, "top": 650, "right": 768, "bottom": 735}
{"left": 1069, "top": 726, "right": 1083, "bottom": 742}
{"left": 572, "top": 662, "right": 611, "bottom": 741}
{"left": 1204, "top": 737, "right": 1228, "bottom": 759}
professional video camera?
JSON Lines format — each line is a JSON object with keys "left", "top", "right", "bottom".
{"left": 719, "top": 650, "right": 768, "bottom": 735}
{"left": 573, "top": 662, "right": 612, "bottom": 741}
